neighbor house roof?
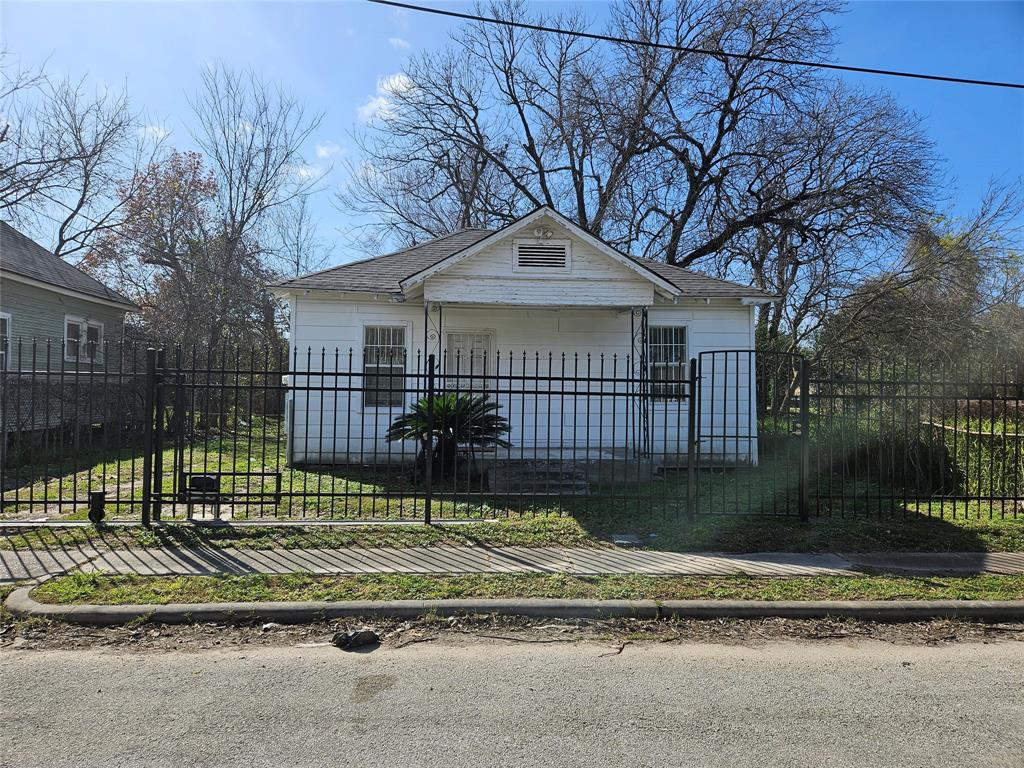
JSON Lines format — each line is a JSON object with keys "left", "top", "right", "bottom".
{"left": 274, "top": 213, "right": 776, "bottom": 302}
{"left": 0, "top": 222, "right": 137, "bottom": 309}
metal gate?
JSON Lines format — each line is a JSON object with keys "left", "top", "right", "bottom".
{"left": 693, "top": 350, "right": 809, "bottom": 519}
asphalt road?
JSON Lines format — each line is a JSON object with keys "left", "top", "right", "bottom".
{"left": 3, "top": 640, "right": 1022, "bottom": 768}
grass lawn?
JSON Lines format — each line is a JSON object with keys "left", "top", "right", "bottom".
{"left": 4, "top": 417, "right": 1023, "bottom": 556}
{"left": 5, "top": 415, "right": 1022, "bottom": 524}
{"left": 31, "top": 572, "right": 1024, "bottom": 605}
{"left": 3, "top": 510, "right": 1023, "bottom": 553}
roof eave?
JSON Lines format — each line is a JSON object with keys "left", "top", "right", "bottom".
{"left": 1, "top": 268, "right": 139, "bottom": 312}
{"left": 271, "top": 285, "right": 406, "bottom": 299}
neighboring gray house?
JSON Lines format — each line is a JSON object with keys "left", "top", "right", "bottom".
{"left": 0, "top": 221, "right": 137, "bottom": 370}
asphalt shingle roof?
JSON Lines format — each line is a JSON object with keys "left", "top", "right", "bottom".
{"left": 0, "top": 222, "right": 136, "bottom": 308}
{"left": 274, "top": 225, "right": 775, "bottom": 300}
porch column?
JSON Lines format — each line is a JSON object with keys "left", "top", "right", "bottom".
{"left": 423, "top": 301, "right": 443, "bottom": 366}
{"left": 631, "top": 306, "right": 650, "bottom": 458}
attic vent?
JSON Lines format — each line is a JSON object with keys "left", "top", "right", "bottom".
{"left": 513, "top": 239, "right": 571, "bottom": 272}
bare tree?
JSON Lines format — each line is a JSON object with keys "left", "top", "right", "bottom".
{"left": 339, "top": 0, "right": 938, "bottom": 347}
{"left": 0, "top": 53, "right": 54, "bottom": 214}
{"left": 42, "top": 80, "right": 164, "bottom": 258}
{"left": 268, "top": 196, "right": 332, "bottom": 278}
{"left": 190, "top": 65, "right": 324, "bottom": 259}
{"left": 711, "top": 82, "right": 937, "bottom": 352}
{"left": 186, "top": 65, "right": 325, "bottom": 346}
{"left": 85, "top": 66, "right": 326, "bottom": 349}
{"left": 1, "top": 55, "right": 161, "bottom": 257}
{"left": 817, "top": 183, "right": 1024, "bottom": 366}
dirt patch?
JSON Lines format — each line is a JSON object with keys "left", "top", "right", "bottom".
{"left": 2, "top": 612, "right": 1022, "bottom": 653}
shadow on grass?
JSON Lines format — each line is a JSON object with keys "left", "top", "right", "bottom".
{"left": 1, "top": 505, "right": 1020, "bottom": 561}
{"left": 568, "top": 508, "right": 1006, "bottom": 554}
{"left": 1, "top": 442, "right": 146, "bottom": 494}
{"left": 3, "top": 459, "right": 1022, "bottom": 556}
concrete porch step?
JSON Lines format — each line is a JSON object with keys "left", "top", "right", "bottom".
{"left": 487, "top": 462, "right": 592, "bottom": 496}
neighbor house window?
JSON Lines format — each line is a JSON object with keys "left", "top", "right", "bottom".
{"left": 649, "top": 326, "right": 687, "bottom": 398}
{"left": 64, "top": 316, "right": 103, "bottom": 364}
{"left": 0, "top": 313, "right": 10, "bottom": 370}
{"left": 363, "top": 325, "right": 406, "bottom": 407}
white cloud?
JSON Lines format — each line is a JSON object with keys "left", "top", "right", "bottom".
{"left": 357, "top": 96, "right": 390, "bottom": 122}
{"left": 380, "top": 72, "right": 414, "bottom": 95}
{"left": 141, "top": 124, "right": 170, "bottom": 141}
{"left": 356, "top": 73, "right": 414, "bottom": 122}
{"left": 315, "top": 140, "right": 345, "bottom": 159}
{"left": 390, "top": 7, "right": 409, "bottom": 28}
{"left": 293, "top": 164, "right": 322, "bottom": 181}
{"left": 388, "top": 37, "right": 411, "bottom": 50}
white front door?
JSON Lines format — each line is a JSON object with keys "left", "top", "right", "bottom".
{"left": 445, "top": 331, "right": 493, "bottom": 391}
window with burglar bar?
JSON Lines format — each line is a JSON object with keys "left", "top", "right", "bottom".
{"left": 649, "top": 325, "right": 687, "bottom": 398}
{"left": 64, "top": 316, "right": 103, "bottom": 364}
{"left": 363, "top": 325, "right": 406, "bottom": 407}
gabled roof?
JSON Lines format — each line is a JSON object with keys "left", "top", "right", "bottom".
{"left": 273, "top": 208, "right": 777, "bottom": 302}
{"left": 0, "top": 222, "right": 137, "bottom": 309}
{"left": 275, "top": 228, "right": 494, "bottom": 294}
{"left": 398, "top": 207, "right": 683, "bottom": 297}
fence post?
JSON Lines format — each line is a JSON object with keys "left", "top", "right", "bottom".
{"left": 140, "top": 347, "right": 158, "bottom": 527}
{"left": 686, "top": 357, "right": 698, "bottom": 520}
{"left": 152, "top": 349, "right": 166, "bottom": 521}
{"left": 798, "top": 357, "right": 810, "bottom": 523}
{"left": 424, "top": 353, "right": 435, "bottom": 525}
{"left": 174, "top": 367, "right": 187, "bottom": 502}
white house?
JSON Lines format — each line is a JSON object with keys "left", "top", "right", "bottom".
{"left": 272, "top": 208, "right": 776, "bottom": 475}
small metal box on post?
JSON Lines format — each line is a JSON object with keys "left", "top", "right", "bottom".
{"left": 87, "top": 491, "right": 106, "bottom": 526}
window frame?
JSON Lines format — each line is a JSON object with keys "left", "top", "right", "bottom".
{"left": 0, "top": 312, "right": 11, "bottom": 371}
{"left": 361, "top": 322, "right": 409, "bottom": 409}
{"left": 444, "top": 329, "right": 495, "bottom": 393}
{"left": 63, "top": 315, "right": 104, "bottom": 365}
{"left": 511, "top": 238, "right": 572, "bottom": 274}
{"left": 647, "top": 324, "right": 688, "bottom": 400}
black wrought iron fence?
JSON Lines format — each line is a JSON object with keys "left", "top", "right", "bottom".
{"left": 809, "top": 359, "right": 1024, "bottom": 519}
{"left": 0, "top": 340, "right": 149, "bottom": 521}
{"left": 1, "top": 337, "right": 1020, "bottom": 524}
{"left": 1, "top": 340, "right": 694, "bottom": 523}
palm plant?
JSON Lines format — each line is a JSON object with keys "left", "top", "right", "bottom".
{"left": 385, "top": 393, "right": 511, "bottom": 480}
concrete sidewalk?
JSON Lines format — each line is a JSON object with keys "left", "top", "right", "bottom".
{"left": 2, "top": 546, "right": 1023, "bottom": 582}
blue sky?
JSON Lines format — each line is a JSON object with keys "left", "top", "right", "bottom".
{"left": 3, "top": 0, "right": 1022, "bottom": 266}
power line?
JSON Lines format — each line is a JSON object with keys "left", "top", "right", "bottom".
{"left": 368, "top": 0, "right": 1024, "bottom": 90}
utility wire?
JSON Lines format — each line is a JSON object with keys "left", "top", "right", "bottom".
{"left": 368, "top": 0, "right": 1024, "bottom": 90}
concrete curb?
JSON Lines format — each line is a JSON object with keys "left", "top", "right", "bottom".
{"left": 7, "top": 588, "right": 1024, "bottom": 626}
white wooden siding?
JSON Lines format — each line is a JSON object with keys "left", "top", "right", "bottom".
{"left": 287, "top": 296, "right": 757, "bottom": 464}
{"left": 423, "top": 221, "right": 654, "bottom": 306}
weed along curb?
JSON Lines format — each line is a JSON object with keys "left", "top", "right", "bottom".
{"left": 7, "top": 588, "right": 1024, "bottom": 626}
